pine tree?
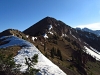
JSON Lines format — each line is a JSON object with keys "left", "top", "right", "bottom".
{"left": 57, "top": 49, "right": 62, "bottom": 61}
{"left": 54, "top": 48, "right": 57, "bottom": 56}
{"left": 0, "top": 54, "right": 15, "bottom": 75}
{"left": 51, "top": 49, "right": 54, "bottom": 58}
{"left": 0, "top": 53, "right": 39, "bottom": 75}
{"left": 24, "top": 54, "right": 39, "bottom": 75}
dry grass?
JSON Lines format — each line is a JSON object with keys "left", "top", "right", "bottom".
{"left": 0, "top": 46, "right": 22, "bottom": 57}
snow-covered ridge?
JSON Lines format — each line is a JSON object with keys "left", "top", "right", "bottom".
{"left": 0, "top": 36, "right": 33, "bottom": 48}
{"left": 0, "top": 36, "right": 66, "bottom": 75}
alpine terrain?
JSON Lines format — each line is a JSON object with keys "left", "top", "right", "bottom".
{"left": 0, "top": 16, "right": 100, "bottom": 75}
{"left": 76, "top": 27, "right": 100, "bottom": 37}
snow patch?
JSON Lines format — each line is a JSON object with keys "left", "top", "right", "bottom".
{"left": 26, "top": 35, "right": 29, "bottom": 38}
{"left": 61, "top": 33, "right": 67, "bottom": 37}
{"left": 32, "top": 37, "right": 37, "bottom": 41}
{"left": 43, "top": 34, "right": 48, "bottom": 38}
{"left": 0, "top": 36, "right": 33, "bottom": 48}
{"left": 14, "top": 47, "right": 66, "bottom": 75}
{"left": 72, "top": 35, "right": 77, "bottom": 39}
{"left": 78, "top": 38, "right": 81, "bottom": 42}
{"left": 12, "top": 34, "right": 14, "bottom": 36}
{"left": 0, "top": 36, "right": 66, "bottom": 75}
{"left": 0, "top": 36, "right": 11, "bottom": 40}
{"left": 48, "top": 31, "right": 53, "bottom": 35}
{"left": 90, "top": 47, "right": 100, "bottom": 55}
{"left": 48, "top": 25, "right": 53, "bottom": 30}
{"left": 84, "top": 46, "right": 100, "bottom": 61}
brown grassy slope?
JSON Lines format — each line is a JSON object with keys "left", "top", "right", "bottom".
{"left": 31, "top": 34, "right": 81, "bottom": 75}
{"left": 0, "top": 46, "right": 22, "bottom": 57}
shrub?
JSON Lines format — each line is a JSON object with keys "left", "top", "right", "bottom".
{"left": 24, "top": 54, "right": 39, "bottom": 75}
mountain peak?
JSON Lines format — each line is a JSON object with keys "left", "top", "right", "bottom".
{"left": 23, "top": 17, "right": 71, "bottom": 37}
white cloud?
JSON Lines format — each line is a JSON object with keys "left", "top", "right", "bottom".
{"left": 75, "top": 23, "right": 100, "bottom": 30}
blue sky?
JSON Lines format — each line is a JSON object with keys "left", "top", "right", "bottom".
{"left": 0, "top": 0, "right": 100, "bottom": 32}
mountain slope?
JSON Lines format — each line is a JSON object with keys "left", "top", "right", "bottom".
{"left": 23, "top": 16, "right": 100, "bottom": 75}
{"left": 76, "top": 28, "right": 100, "bottom": 52}
{"left": 0, "top": 35, "right": 66, "bottom": 75}
{"left": 0, "top": 17, "right": 100, "bottom": 75}
{"left": 23, "top": 16, "right": 100, "bottom": 59}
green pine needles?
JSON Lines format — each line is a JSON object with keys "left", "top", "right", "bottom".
{"left": 24, "top": 54, "right": 39, "bottom": 75}
{"left": 0, "top": 53, "right": 39, "bottom": 75}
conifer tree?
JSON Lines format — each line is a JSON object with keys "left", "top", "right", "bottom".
{"left": 57, "top": 49, "right": 62, "bottom": 61}
{"left": 0, "top": 54, "right": 15, "bottom": 75}
{"left": 24, "top": 54, "right": 39, "bottom": 75}
{"left": 51, "top": 49, "right": 54, "bottom": 58}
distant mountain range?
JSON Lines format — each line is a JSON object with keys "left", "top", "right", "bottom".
{"left": 76, "top": 27, "right": 100, "bottom": 37}
{"left": 0, "top": 16, "right": 100, "bottom": 75}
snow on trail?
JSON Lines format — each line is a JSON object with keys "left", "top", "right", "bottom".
{"left": 0, "top": 36, "right": 33, "bottom": 48}
{"left": 0, "top": 36, "right": 66, "bottom": 75}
